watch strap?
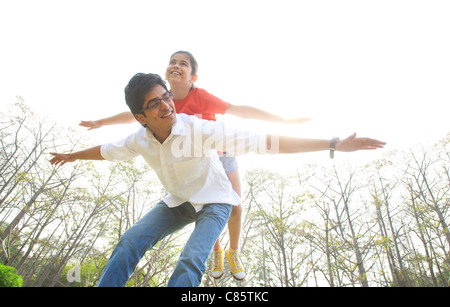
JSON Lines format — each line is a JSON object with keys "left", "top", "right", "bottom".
{"left": 330, "top": 137, "right": 339, "bottom": 159}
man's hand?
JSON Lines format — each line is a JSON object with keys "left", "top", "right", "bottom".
{"left": 49, "top": 153, "right": 77, "bottom": 166}
{"left": 336, "top": 133, "right": 386, "bottom": 152}
{"left": 49, "top": 146, "right": 103, "bottom": 167}
{"left": 79, "top": 120, "right": 102, "bottom": 130}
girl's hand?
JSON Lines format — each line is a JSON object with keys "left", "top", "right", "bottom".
{"left": 79, "top": 120, "right": 102, "bottom": 130}
{"left": 336, "top": 133, "right": 386, "bottom": 152}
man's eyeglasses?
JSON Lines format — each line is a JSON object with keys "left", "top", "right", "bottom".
{"left": 140, "top": 92, "right": 173, "bottom": 113}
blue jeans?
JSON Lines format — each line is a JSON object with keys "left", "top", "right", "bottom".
{"left": 97, "top": 201, "right": 232, "bottom": 287}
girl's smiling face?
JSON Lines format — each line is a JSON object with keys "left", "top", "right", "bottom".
{"left": 165, "top": 53, "right": 197, "bottom": 86}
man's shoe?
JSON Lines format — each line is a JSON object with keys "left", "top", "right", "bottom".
{"left": 226, "top": 248, "right": 246, "bottom": 280}
{"left": 211, "top": 247, "right": 224, "bottom": 279}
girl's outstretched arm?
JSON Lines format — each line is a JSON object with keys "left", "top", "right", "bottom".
{"left": 226, "top": 104, "right": 312, "bottom": 124}
{"left": 79, "top": 112, "right": 136, "bottom": 130}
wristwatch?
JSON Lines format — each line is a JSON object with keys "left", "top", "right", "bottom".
{"left": 330, "top": 137, "right": 339, "bottom": 159}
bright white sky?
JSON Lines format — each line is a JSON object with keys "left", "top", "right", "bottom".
{"left": 1, "top": 0, "right": 449, "bottom": 172}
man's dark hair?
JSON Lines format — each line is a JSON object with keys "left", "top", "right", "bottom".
{"left": 125, "top": 73, "right": 169, "bottom": 116}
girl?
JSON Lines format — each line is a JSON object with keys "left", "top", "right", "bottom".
{"left": 80, "top": 51, "right": 311, "bottom": 280}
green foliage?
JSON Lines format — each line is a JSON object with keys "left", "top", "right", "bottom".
{"left": 59, "top": 259, "right": 107, "bottom": 287}
{"left": 0, "top": 264, "right": 23, "bottom": 287}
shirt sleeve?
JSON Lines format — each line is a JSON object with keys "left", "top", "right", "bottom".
{"left": 195, "top": 117, "right": 267, "bottom": 156}
{"left": 100, "top": 133, "right": 140, "bottom": 161}
{"left": 198, "top": 89, "right": 230, "bottom": 115}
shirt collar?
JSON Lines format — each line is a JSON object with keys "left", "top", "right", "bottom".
{"left": 144, "top": 114, "right": 187, "bottom": 141}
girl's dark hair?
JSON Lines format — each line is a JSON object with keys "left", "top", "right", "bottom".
{"left": 124, "top": 73, "right": 168, "bottom": 116}
{"left": 171, "top": 50, "right": 199, "bottom": 76}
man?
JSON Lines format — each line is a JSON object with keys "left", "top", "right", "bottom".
{"left": 50, "top": 73, "right": 385, "bottom": 286}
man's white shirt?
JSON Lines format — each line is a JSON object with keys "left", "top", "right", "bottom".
{"left": 101, "top": 113, "right": 267, "bottom": 212}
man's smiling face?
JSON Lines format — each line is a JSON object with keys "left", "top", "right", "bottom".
{"left": 135, "top": 84, "right": 176, "bottom": 143}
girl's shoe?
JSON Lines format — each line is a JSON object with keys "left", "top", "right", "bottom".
{"left": 211, "top": 247, "right": 224, "bottom": 279}
{"left": 226, "top": 248, "right": 245, "bottom": 280}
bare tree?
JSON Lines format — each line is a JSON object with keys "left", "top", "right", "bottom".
{"left": 309, "top": 164, "right": 376, "bottom": 287}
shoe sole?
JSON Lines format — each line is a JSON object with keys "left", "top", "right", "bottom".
{"left": 212, "top": 272, "right": 224, "bottom": 279}
{"left": 231, "top": 273, "right": 245, "bottom": 281}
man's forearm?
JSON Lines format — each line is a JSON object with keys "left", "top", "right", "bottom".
{"left": 50, "top": 145, "right": 104, "bottom": 166}
{"left": 267, "top": 135, "right": 329, "bottom": 154}
{"left": 71, "top": 145, "right": 104, "bottom": 160}
{"left": 266, "top": 133, "right": 386, "bottom": 155}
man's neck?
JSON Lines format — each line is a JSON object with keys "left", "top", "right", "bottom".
{"left": 148, "top": 128, "right": 171, "bottom": 144}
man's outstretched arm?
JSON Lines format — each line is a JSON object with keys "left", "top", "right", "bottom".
{"left": 50, "top": 145, "right": 104, "bottom": 166}
{"left": 269, "top": 133, "right": 386, "bottom": 154}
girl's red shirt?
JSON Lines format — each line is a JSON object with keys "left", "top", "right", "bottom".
{"left": 173, "top": 88, "right": 230, "bottom": 121}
